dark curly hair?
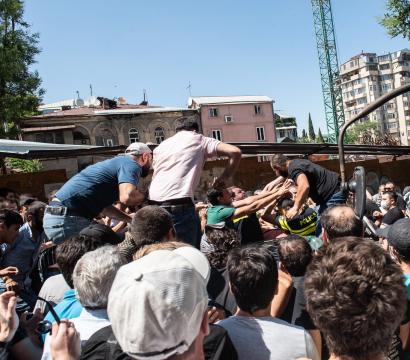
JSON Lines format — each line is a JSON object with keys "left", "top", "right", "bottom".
{"left": 305, "top": 237, "right": 406, "bottom": 359}
{"left": 205, "top": 227, "right": 240, "bottom": 269}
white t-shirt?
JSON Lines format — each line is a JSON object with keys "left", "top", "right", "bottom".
{"left": 149, "top": 131, "right": 220, "bottom": 201}
{"left": 218, "top": 315, "right": 319, "bottom": 360}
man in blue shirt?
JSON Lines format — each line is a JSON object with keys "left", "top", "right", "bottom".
{"left": 43, "top": 142, "right": 152, "bottom": 244}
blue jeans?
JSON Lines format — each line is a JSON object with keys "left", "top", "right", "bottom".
{"left": 164, "top": 206, "right": 200, "bottom": 248}
{"left": 316, "top": 190, "right": 347, "bottom": 236}
{"left": 43, "top": 212, "right": 91, "bottom": 245}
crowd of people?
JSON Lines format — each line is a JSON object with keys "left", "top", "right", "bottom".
{"left": 0, "top": 117, "right": 409, "bottom": 360}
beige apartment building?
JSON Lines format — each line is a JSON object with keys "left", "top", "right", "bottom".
{"left": 340, "top": 49, "right": 410, "bottom": 144}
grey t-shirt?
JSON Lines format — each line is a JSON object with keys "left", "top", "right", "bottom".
{"left": 218, "top": 315, "right": 319, "bottom": 360}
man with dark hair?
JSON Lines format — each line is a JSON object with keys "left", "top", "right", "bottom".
{"left": 320, "top": 205, "right": 364, "bottom": 244}
{"left": 118, "top": 205, "right": 175, "bottom": 261}
{"left": 384, "top": 181, "right": 406, "bottom": 211}
{"left": 270, "top": 154, "right": 345, "bottom": 234}
{"left": 277, "top": 235, "right": 320, "bottom": 356}
{"left": 305, "top": 237, "right": 406, "bottom": 360}
{"left": 1, "top": 201, "right": 47, "bottom": 307}
{"left": 374, "top": 191, "right": 404, "bottom": 228}
{"left": 44, "top": 142, "right": 152, "bottom": 244}
{"left": 149, "top": 117, "right": 241, "bottom": 247}
{"left": 218, "top": 245, "right": 319, "bottom": 360}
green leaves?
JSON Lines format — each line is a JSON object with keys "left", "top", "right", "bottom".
{"left": 379, "top": 0, "right": 410, "bottom": 40}
{"left": 5, "top": 157, "right": 42, "bottom": 172}
{"left": 0, "top": 0, "right": 43, "bottom": 138}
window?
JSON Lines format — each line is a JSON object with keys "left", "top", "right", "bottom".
{"left": 224, "top": 115, "right": 233, "bottom": 123}
{"left": 388, "top": 122, "right": 397, "bottom": 129}
{"left": 211, "top": 129, "right": 222, "bottom": 141}
{"left": 387, "top": 113, "right": 396, "bottom": 119}
{"left": 379, "top": 64, "right": 390, "bottom": 70}
{"left": 209, "top": 108, "right": 218, "bottom": 117}
{"left": 106, "top": 139, "right": 114, "bottom": 147}
{"left": 382, "top": 83, "right": 392, "bottom": 91}
{"left": 405, "top": 110, "right": 410, "bottom": 117}
{"left": 129, "top": 128, "right": 139, "bottom": 143}
{"left": 254, "top": 105, "right": 262, "bottom": 115}
{"left": 256, "top": 127, "right": 265, "bottom": 141}
{"left": 279, "top": 129, "right": 285, "bottom": 138}
{"left": 155, "top": 127, "right": 165, "bottom": 144}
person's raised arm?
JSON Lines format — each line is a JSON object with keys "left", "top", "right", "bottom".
{"left": 233, "top": 187, "right": 289, "bottom": 218}
{"left": 118, "top": 183, "right": 145, "bottom": 207}
{"left": 287, "top": 173, "right": 309, "bottom": 219}
{"left": 101, "top": 205, "right": 132, "bottom": 223}
{"left": 213, "top": 143, "right": 241, "bottom": 189}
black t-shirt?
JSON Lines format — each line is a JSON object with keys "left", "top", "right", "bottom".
{"left": 233, "top": 213, "right": 264, "bottom": 245}
{"left": 279, "top": 276, "right": 316, "bottom": 330}
{"left": 207, "top": 266, "right": 237, "bottom": 316}
{"left": 81, "top": 324, "right": 238, "bottom": 360}
{"left": 382, "top": 207, "right": 404, "bottom": 225}
{"left": 288, "top": 159, "right": 340, "bottom": 205}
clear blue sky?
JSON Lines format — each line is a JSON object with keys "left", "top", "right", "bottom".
{"left": 25, "top": 0, "right": 409, "bottom": 134}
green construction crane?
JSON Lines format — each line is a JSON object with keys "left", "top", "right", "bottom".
{"left": 311, "top": 0, "right": 345, "bottom": 143}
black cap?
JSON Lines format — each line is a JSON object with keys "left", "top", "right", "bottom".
{"left": 80, "top": 223, "right": 122, "bottom": 245}
{"left": 378, "top": 218, "right": 410, "bottom": 255}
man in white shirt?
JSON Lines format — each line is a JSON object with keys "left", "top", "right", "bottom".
{"left": 218, "top": 245, "right": 319, "bottom": 360}
{"left": 149, "top": 118, "right": 241, "bottom": 247}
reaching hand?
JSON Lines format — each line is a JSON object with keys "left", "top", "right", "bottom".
{"left": 208, "top": 307, "right": 225, "bottom": 324}
{"left": 0, "top": 267, "right": 18, "bottom": 278}
{"left": 0, "top": 291, "right": 18, "bottom": 343}
{"left": 286, "top": 205, "right": 301, "bottom": 220}
{"left": 50, "top": 321, "right": 81, "bottom": 360}
{"left": 21, "top": 308, "right": 43, "bottom": 344}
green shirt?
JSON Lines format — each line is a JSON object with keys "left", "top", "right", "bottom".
{"left": 207, "top": 205, "right": 236, "bottom": 227}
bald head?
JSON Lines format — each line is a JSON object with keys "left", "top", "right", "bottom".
{"left": 321, "top": 205, "right": 363, "bottom": 243}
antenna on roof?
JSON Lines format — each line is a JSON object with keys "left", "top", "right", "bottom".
{"left": 139, "top": 89, "right": 148, "bottom": 106}
{"left": 76, "top": 90, "right": 80, "bottom": 99}
{"left": 186, "top": 81, "right": 192, "bottom": 96}
{"left": 90, "top": 84, "right": 93, "bottom": 97}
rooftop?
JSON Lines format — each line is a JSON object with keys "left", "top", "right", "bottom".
{"left": 188, "top": 95, "right": 273, "bottom": 107}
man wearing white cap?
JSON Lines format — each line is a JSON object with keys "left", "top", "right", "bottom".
{"left": 107, "top": 246, "right": 210, "bottom": 360}
{"left": 43, "top": 143, "right": 152, "bottom": 244}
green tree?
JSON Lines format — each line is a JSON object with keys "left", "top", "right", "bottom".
{"left": 379, "top": 0, "right": 410, "bottom": 39}
{"left": 5, "top": 157, "right": 41, "bottom": 172}
{"left": 302, "top": 129, "right": 307, "bottom": 138}
{"left": 345, "top": 121, "right": 378, "bottom": 144}
{"left": 0, "top": 0, "right": 44, "bottom": 138}
{"left": 308, "top": 113, "right": 316, "bottom": 140}
{"left": 317, "top": 128, "right": 325, "bottom": 143}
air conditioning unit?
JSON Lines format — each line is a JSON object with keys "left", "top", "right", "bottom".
{"left": 225, "top": 115, "right": 233, "bottom": 123}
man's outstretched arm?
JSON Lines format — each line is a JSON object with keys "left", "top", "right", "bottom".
{"left": 213, "top": 143, "right": 242, "bottom": 188}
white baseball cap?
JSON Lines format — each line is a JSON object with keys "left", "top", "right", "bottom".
{"left": 107, "top": 247, "right": 210, "bottom": 359}
{"left": 125, "top": 142, "right": 152, "bottom": 156}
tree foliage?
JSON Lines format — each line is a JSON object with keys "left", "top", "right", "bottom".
{"left": 0, "top": 0, "right": 44, "bottom": 138}
{"left": 345, "top": 120, "right": 399, "bottom": 145}
{"left": 317, "top": 128, "right": 325, "bottom": 143}
{"left": 5, "top": 157, "right": 42, "bottom": 172}
{"left": 308, "top": 113, "right": 316, "bottom": 140}
{"left": 379, "top": 0, "right": 410, "bottom": 40}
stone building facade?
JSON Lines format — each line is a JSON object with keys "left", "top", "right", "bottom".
{"left": 20, "top": 102, "right": 199, "bottom": 177}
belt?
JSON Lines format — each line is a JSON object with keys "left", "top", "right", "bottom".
{"left": 45, "top": 201, "right": 87, "bottom": 218}
{"left": 149, "top": 197, "right": 194, "bottom": 207}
